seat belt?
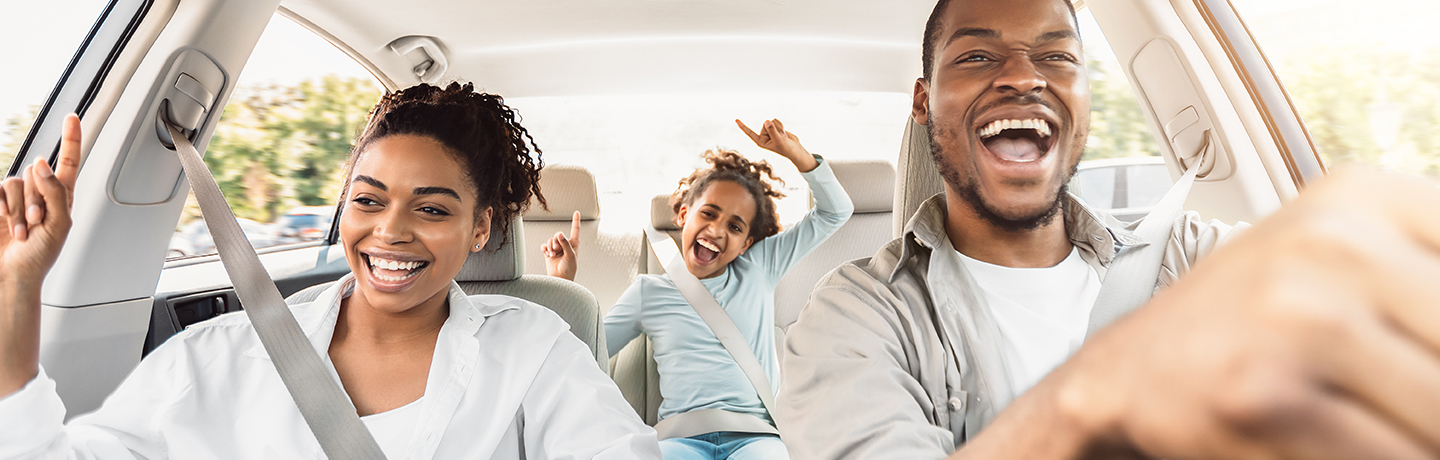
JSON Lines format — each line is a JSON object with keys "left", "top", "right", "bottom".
{"left": 1085, "top": 132, "right": 1213, "bottom": 337}
{"left": 643, "top": 228, "right": 783, "bottom": 440}
{"left": 162, "top": 113, "right": 387, "bottom": 459}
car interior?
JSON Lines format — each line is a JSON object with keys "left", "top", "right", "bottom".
{"left": 4, "top": 0, "right": 1355, "bottom": 425}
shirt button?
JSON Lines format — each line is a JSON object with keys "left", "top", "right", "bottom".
{"left": 948, "top": 397, "right": 964, "bottom": 412}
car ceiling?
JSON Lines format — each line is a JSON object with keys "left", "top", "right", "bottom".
{"left": 278, "top": 0, "right": 935, "bottom": 96}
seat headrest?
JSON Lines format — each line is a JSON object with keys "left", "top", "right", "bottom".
{"left": 456, "top": 215, "right": 525, "bottom": 282}
{"left": 525, "top": 164, "right": 601, "bottom": 222}
{"left": 650, "top": 194, "right": 680, "bottom": 230}
{"left": 830, "top": 159, "right": 895, "bottom": 214}
{"left": 894, "top": 116, "right": 945, "bottom": 237}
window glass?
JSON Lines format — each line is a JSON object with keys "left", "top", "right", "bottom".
{"left": 1078, "top": 9, "right": 1162, "bottom": 162}
{"left": 1231, "top": 0, "right": 1440, "bottom": 178}
{"left": 0, "top": 0, "right": 111, "bottom": 170}
{"left": 1067, "top": 8, "right": 1169, "bottom": 219}
{"left": 168, "top": 14, "right": 382, "bottom": 260}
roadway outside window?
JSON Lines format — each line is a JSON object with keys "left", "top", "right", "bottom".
{"left": 0, "top": 0, "right": 111, "bottom": 170}
{"left": 508, "top": 8, "right": 1161, "bottom": 228}
{"left": 1231, "top": 0, "right": 1440, "bottom": 179}
{"left": 167, "top": 13, "right": 383, "bottom": 260}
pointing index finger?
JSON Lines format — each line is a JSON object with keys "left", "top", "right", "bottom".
{"left": 569, "top": 211, "right": 581, "bottom": 251}
{"left": 56, "top": 114, "right": 82, "bottom": 192}
{"left": 735, "top": 119, "right": 762, "bottom": 144}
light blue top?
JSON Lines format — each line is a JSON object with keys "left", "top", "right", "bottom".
{"left": 604, "top": 157, "right": 854, "bottom": 424}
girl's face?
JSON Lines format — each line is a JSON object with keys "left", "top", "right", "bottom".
{"left": 340, "top": 134, "right": 490, "bottom": 314}
{"left": 676, "top": 180, "right": 757, "bottom": 279}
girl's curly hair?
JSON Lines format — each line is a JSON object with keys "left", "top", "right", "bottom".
{"left": 670, "top": 148, "right": 786, "bottom": 242}
{"left": 343, "top": 82, "right": 546, "bottom": 244}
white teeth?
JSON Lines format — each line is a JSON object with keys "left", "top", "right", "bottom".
{"left": 978, "top": 118, "right": 1052, "bottom": 139}
{"left": 697, "top": 239, "right": 720, "bottom": 252}
{"left": 369, "top": 256, "right": 422, "bottom": 272}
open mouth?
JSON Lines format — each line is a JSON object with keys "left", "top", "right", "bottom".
{"left": 691, "top": 237, "right": 722, "bottom": 266}
{"left": 978, "top": 118, "right": 1056, "bottom": 163}
{"left": 362, "top": 253, "right": 430, "bottom": 283}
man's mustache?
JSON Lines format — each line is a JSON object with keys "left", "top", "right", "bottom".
{"left": 972, "top": 94, "right": 1063, "bottom": 126}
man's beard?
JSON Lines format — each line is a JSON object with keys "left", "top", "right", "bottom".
{"left": 929, "top": 122, "right": 1076, "bottom": 233}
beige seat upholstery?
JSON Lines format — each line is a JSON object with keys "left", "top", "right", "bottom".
{"left": 894, "top": 116, "right": 945, "bottom": 235}
{"left": 522, "top": 164, "right": 644, "bottom": 310}
{"left": 773, "top": 159, "right": 895, "bottom": 355}
{"left": 286, "top": 216, "right": 609, "bottom": 371}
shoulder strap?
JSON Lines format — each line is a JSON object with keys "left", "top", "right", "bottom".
{"left": 643, "top": 228, "right": 781, "bottom": 438}
{"left": 164, "top": 118, "right": 386, "bottom": 459}
{"left": 1085, "top": 132, "right": 1211, "bottom": 337}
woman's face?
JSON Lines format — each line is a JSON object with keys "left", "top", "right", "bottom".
{"left": 340, "top": 134, "right": 490, "bottom": 314}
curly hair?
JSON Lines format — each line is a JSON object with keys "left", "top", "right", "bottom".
{"left": 342, "top": 82, "right": 546, "bottom": 244}
{"left": 670, "top": 148, "right": 786, "bottom": 242}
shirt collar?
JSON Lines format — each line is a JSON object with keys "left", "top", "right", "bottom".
{"left": 891, "top": 193, "right": 1148, "bottom": 282}
{"left": 244, "top": 273, "right": 510, "bottom": 360}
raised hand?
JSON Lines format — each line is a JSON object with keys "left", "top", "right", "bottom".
{"left": 1, "top": 113, "right": 82, "bottom": 397}
{"left": 737, "top": 118, "right": 819, "bottom": 172}
{"left": 540, "top": 211, "right": 581, "bottom": 281}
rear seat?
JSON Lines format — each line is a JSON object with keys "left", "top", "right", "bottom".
{"left": 522, "top": 164, "right": 644, "bottom": 310}
{"left": 773, "top": 159, "right": 894, "bottom": 361}
{"left": 612, "top": 159, "right": 893, "bottom": 424}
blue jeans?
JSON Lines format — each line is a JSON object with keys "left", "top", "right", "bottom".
{"left": 659, "top": 432, "right": 788, "bottom": 460}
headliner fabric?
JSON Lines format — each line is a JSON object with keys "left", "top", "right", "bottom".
{"left": 894, "top": 116, "right": 945, "bottom": 238}
{"left": 456, "top": 216, "right": 525, "bottom": 282}
{"left": 831, "top": 159, "right": 895, "bottom": 214}
{"left": 525, "top": 164, "right": 602, "bottom": 221}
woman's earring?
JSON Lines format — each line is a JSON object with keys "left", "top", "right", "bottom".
{"left": 474, "top": 243, "right": 481, "bottom": 250}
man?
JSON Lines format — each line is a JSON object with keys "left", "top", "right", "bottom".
{"left": 777, "top": 0, "right": 1440, "bottom": 458}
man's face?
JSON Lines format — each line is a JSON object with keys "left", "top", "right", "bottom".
{"left": 915, "top": 0, "right": 1089, "bottom": 230}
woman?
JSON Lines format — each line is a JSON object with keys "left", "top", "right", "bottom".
{"left": 0, "top": 83, "right": 660, "bottom": 459}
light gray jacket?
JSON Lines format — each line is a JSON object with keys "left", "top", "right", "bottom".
{"left": 776, "top": 193, "right": 1239, "bottom": 460}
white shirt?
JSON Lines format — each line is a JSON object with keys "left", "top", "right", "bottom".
{"left": 957, "top": 247, "right": 1102, "bottom": 395}
{"left": 0, "top": 274, "right": 661, "bottom": 459}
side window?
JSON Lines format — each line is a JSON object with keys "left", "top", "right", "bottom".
{"left": 1070, "top": 8, "right": 1168, "bottom": 216}
{"left": 0, "top": 0, "right": 115, "bottom": 169}
{"left": 1231, "top": 0, "right": 1440, "bottom": 178}
{"left": 169, "top": 13, "right": 383, "bottom": 260}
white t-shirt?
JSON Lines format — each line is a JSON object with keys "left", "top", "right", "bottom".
{"left": 957, "top": 247, "right": 1101, "bottom": 396}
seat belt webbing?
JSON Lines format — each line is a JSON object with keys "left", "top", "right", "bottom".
{"left": 164, "top": 119, "right": 386, "bottom": 459}
{"left": 1085, "top": 132, "right": 1211, "bottom": 337}
{"left": 644, "top": 228, "right": 782, "bottom": 439}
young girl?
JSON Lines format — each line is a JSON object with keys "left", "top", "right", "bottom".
{"left": 0, "top": 83, "right": 660, "bottom": 459}
{"left": 542, "top": 119, "right": 854, "bottom": 459}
